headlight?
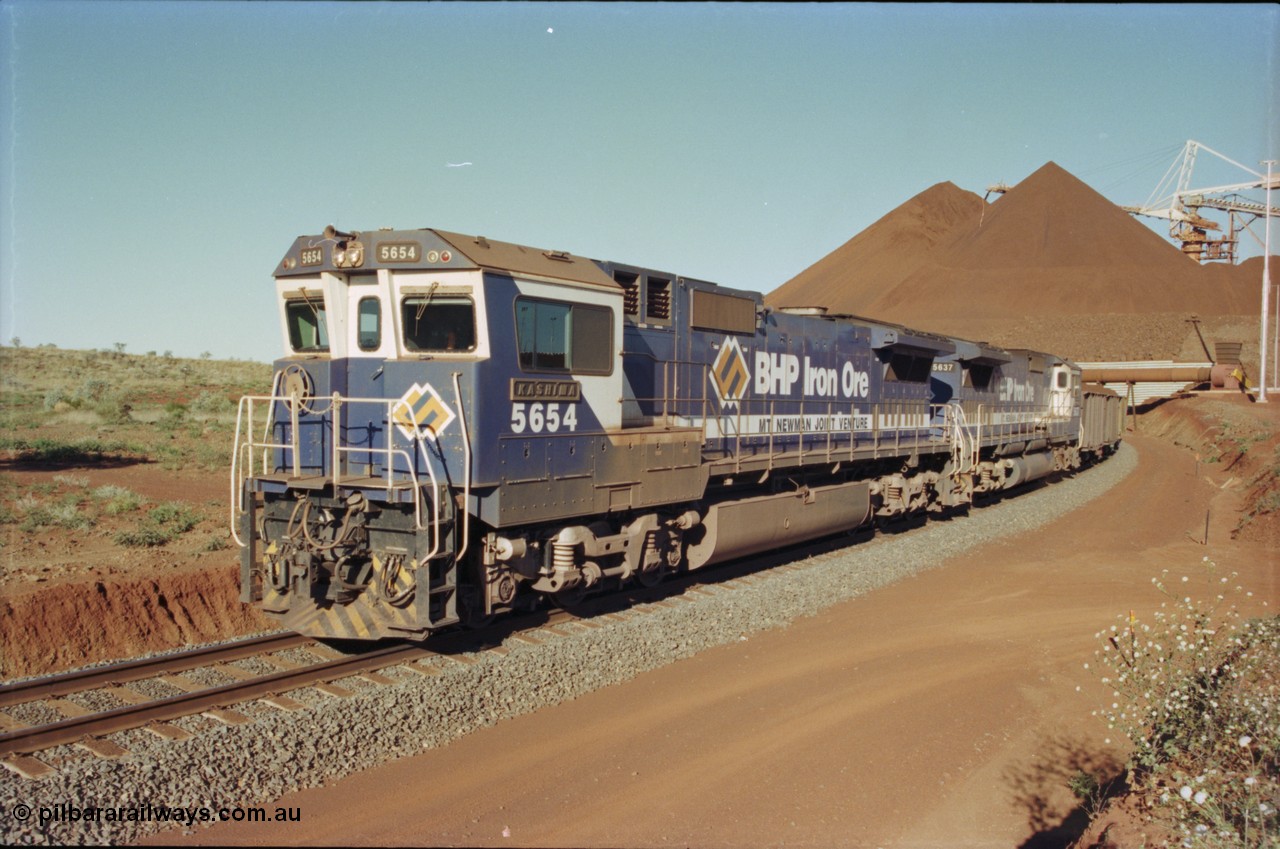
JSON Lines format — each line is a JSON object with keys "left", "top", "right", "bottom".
{"left": 333, "top": 243, "right": 365, "bottom": 268}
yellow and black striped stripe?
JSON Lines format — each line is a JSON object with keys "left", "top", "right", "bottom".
{"left": 272, "top": 595, "right": 425, "bottom": 640}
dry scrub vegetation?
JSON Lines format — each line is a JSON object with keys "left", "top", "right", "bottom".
{"left": 1, "top": 343, "right": 268, "bottom": 466}
{"left": 1071, "top": 399, "right": 1280, "bottom": 848}
{"left": 1085, "top": 563, "right": 1277, "bottom": 848}
{"left": 0, "top": 344, "right": 272, "bottom": 586}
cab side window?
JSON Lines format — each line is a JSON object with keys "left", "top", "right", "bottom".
{"left": 357, "top": 297, "right": 381, "bottom": 351}
{"left": 515, "top": 297, "right": 613, "bottom": 374}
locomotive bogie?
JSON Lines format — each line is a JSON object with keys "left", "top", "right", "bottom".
{"left": 232, "top": 226, "right": 1125, "bottom": 640}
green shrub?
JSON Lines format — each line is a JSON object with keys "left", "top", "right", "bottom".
{"left": 156, "top": 402, "right": 187, "bottom": 433}
{"left": 113, "top": 526, "right": 173, "bottom": 547}
{"left": 155, "top": 443, "right": 184, "bottom": 471}
{"left": 94, "top": 397, "right": 133, "bottom": 424}
{"left": 114, "top": 501, "right": 200, "bottom": 547}
{"left": 73, "top": 378, "right": 110, "bottom": 402}
{"left": 193, "top": 440, "right": 228, "bottom": 471}
{"left": 148, "top": 502, "right": 199, "bottom": 533}
{"left": 92, "top": 485, "right": 144, "bottom": 515}
{"left": 52, "top": 474, "right": 89, "bottom": 488}
{"left": 1092, "top": 560, "right": 1278, "bottom": 846}
{"left": 201, "top": 534, "right": 229, "bottom": 552}
{"left": 189, "top": 390, "right": 233, "bottom": 416}
{"left": 18, "top": 499, "right": 92, "bottom": 531}
{"left": 42, "top": 388, "right": 69, "bottom": 410}
{"left": 48, "top": 502, "right": 93, "bottom": 530}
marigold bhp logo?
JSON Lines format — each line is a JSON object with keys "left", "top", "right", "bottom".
{"left": 392, "top": 382, "right": 455, "bottom": 441}
{"left": 710, "top": 336, "right": 750, "bottom": 409}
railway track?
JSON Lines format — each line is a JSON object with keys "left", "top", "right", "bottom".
{"left": 0, "top": 603, "right": 619, "bottom": 772}
{"left": 0, "top": 632, "right": 445, "bottom": 769}
{"left": 0, "top": 523, "right": 906, "bottom": 774}
{"left": 0, "top": 632, "right": 311, "bottom": 707}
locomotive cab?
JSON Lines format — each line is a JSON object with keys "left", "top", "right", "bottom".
{"left": 233, "top": 227, "right": 634, "bottom": 638}
{"left": 1049, "top": 362, "right": 1076, "bottom": 419}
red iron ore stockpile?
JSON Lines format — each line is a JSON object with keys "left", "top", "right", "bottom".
{"left": 767, "top": 162, "right": 1271, "bottom": 365}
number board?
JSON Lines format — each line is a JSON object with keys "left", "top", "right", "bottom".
{"left": 299, "top": 247, "right": 323, "bottom": 267}
{"left": 376, "top": 242, "right": 422, "bottom": 263}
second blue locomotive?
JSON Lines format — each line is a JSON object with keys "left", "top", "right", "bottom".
{"left": 231, "top": 226, "right": 1122, "bottom": 639}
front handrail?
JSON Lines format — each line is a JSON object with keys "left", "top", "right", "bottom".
{"left": 230, "top": 392, "right": 442, "bottom": 549}
{"left": 451, "top": 372, "right": 472, "bottom": 564}
{"left": 408, "top": 425, "right": 440, "bottom": 565}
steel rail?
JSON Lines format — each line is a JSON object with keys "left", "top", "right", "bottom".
{"left": 0, "top": 642, "right": 431, "bottom": 759}
{"left": 0, "top": 547, "right": 869, "bottom": 760}
{"left": 0, "top": 632, "right": 311, "bottom": 709}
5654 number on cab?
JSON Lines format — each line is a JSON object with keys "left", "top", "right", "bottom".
{"left": 510, "top": 402, "right": 578, "bottom": 434}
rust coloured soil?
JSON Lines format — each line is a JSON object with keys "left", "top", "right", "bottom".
{"left": 148, "top": 394, "right": 1278, "bottom": 849}
{"left": 0, "top": 462, "right": 267, "bottom": 678}
{"left": 0, "top": 566, "right": 264, "bottom": 677}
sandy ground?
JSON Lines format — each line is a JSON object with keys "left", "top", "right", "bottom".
{"left": 145, "top": 421, "right": 1278, "bottom": 848}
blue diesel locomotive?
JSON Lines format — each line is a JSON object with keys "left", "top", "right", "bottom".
{"left": 231, "top": 226, "right": 1123, "bottom": 639}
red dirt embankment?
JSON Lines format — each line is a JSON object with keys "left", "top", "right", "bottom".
{"left": 0, "top": 463, "right": 267, "bottom": 679}
{"left": 1134, "top": 393, "right": 1280, "bottom": 548}
{"left": 0, "top": 566, "right": 264, "bottom": 678}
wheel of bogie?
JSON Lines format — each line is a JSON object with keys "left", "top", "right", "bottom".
{"left": 551, "top": 584, "right": 588, "bottom": 609}
{"left": 458, "top": 587, "right": 495, "bottom": 630}
{"left": 636, "top": 565, "right": 667, "bottom": 588}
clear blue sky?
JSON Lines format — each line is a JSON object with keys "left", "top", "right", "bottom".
{"left": 2, "top": 1, "right": 1277, "bottom": 364}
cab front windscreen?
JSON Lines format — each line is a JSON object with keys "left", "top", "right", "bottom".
{"left": 402, "top": 295, "right": 476, "bottom": 352}
{"left": 285, "top": 297, "right": 329, "bottom": 352}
